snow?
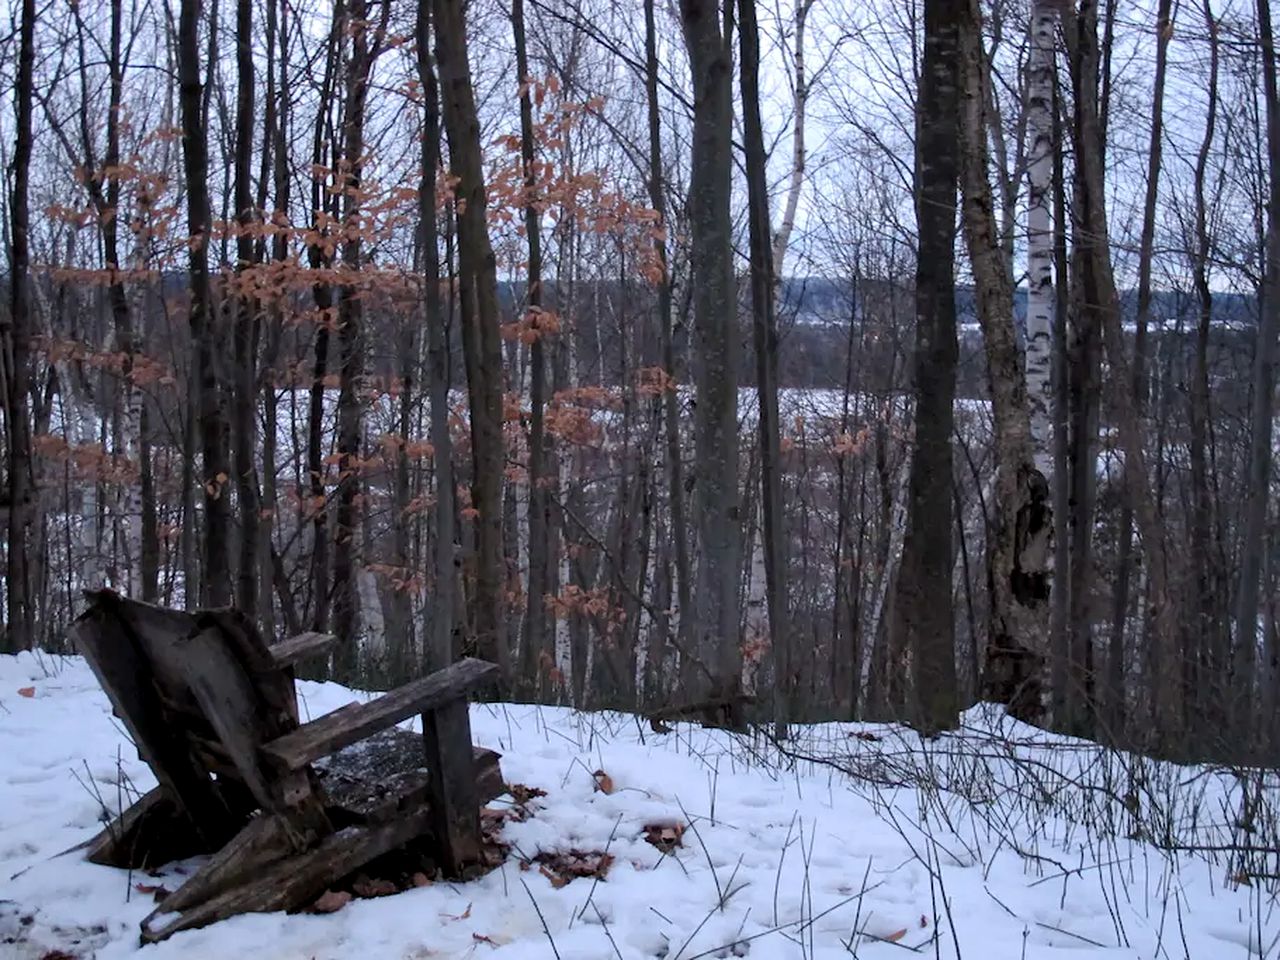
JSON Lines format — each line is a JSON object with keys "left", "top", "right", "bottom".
{"left": 1, "top": 651, "right": 1277, "bottom": 959}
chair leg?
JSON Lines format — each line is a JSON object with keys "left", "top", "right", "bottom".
{"left": 421, "top": 698, "right": 482, "bottom": 875}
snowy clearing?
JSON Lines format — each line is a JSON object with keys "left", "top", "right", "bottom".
{"left": 0, "top": 651, "right": 1275, "bottom": 959}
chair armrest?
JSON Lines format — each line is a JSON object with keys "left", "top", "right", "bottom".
{"left": 268, "top": 631, "right": 339, "bottom": 668}
{"left": 261, "top": 658, "right": 499, "bottom": 771}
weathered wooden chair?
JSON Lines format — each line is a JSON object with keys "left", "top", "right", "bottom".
{"left": 68, "top": 589, "right": 502, "bottom": 943}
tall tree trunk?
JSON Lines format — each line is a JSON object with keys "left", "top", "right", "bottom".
{"left": 258, "top": 0, "right": 289, "bottom": 637}
{"left": 513, "top": 0, "right": 552, "bottom": 698}
{"left": 1070, "top": 0, "right": 1182, "bottom": 748}
{"left": 957, "top": 0, "right": 1052, "bottom": 724}
{"left": 681, "top": 0, "right": 742, "bottom": 718}
{"left": 1025, "top": 0, "right": 1056, "bottom": 477}
{"left": 644, "top": 0, "right": 692, "bottom": 692}
{"left": 104, "top": 0, "right": 146, "bottom": 597}
{"left": 771, "top": 0, "right": 812, "bottom": 276}
{"left": 896, "top": 0, "right": 962, "bottom": 734}
{"left": 1049, "top": 69, "right": 1072, "bottom": 728}
{"left": 416, "top": 1, "right": 455, "bottom": 673}
{"left": 1188, "top": 0, "right": 1221, "bottom": 741}
{"left": 1106, "top": 0, "right": 1172, "bottom": 740}
{"left": 179, "top": 0, "right": 231, "bottom": 607}
{"left": 434, "top": 0, "right": 511, "bottom": 678}
{"left": 233, "top": 0, "right": 260, "bottom": 621}
{"left": 306, "top": 10, "right": 341, "bottom": 632}
{"left": 3, "top": 0, "right": 36, "bottom": 651}
{"left": 1235, "top": 0, "right": 1280, "bottom": 747}
{"left": 738, "top": 0, "right": 791, "bottom": 738}
{"left": 331, "top": 0, "right": 387, "bottom": 681}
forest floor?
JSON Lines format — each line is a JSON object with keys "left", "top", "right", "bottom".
{"left": 0, "top": 650, "right": 1276, "bottom": 959}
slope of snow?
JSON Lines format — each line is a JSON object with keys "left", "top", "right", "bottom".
{"left": 0, "top": 651, "right": 1275, "bottom": 959}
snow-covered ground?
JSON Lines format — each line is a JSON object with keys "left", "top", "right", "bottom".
{"left": 1, "top": 651, "right": 1276, "bottom": 959}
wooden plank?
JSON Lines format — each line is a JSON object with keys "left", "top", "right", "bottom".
{"left": 69, "top": 604, "right": 234, "bottom": 846}
{"left": 140, "top": 808, "right": 434, "bottom": 943}
{"left": 176, "top": 627, "right": 281, "bottom": 812}
{"left": 261, "top": 658, "right": 499, "bottom": 771}
{"left": 422, "top": 698, "right": 482, "bottom": 875}
{"left": 474, "top": 747, "right": 504, "bottom": 806}
{"left": 100, "top": 590, "right": 205, "bottom": 710}
{"left": 268, "top": 631, "right": 339, "bottom": 669}
{"left": 200, "top": 610, "right": 300, "bottom": 728}
{"left": 158, "top": 813, "right": 297, "bottom": 914}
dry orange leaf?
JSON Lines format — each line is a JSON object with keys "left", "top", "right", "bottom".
{"left": 540, "top": 865, "right": 570, "bottom": 889}
{"left": 591, "top": 769, "right": 614, "bottom": 794}
{"left": 642, "top": 821, "right": 685, "bottom": 853}
{"left": 310, "top": 890, "right": 352, "bottom": 914}
{"left": 17, "top": 687, "right": 34, "bottom": 698}
{"left": 885, "top": 929, "right": 908, "bottom": 943}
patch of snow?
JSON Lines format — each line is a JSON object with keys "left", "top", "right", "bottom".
{"left": 0, "top": 652, "right": 1275, "bottom": 959}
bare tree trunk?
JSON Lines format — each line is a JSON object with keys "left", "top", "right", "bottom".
{"left": 434, "top": 0, "right": 511, "bottom": 678}
{"left": 233, "top": 0, "right": 260, "bottom": 621}
{"left": 179, "top": 0, "right": 231, "bottom": 607}
{"left": 681, "top": 0, "right": 742, "bottom": 719}
{"left": 2, "top": 0, "right": 36, "bottom": 651}
{"left": 895, "top": 0, "right": 961, "bottom": 734}
{"left": 1070, "top": 0, "right": 1182, "bottom": 748}
{"left": 1025, "top": 0, "right": 1056, "bottom": 476}
{"left": 331, "top": 0, "right": 388, "bottom": 681}
{"left": 416, "top": 2, "right": 455, "bottom": 673}
{"left": 258, "top": 0, "right": 289, "bottom": 637}
{"left": 513, "top": 0, "right": 552, "bottom": 698}
{"left": 1050, "top": 70, "right": 1071, "bottom": 728}
{"left": 644, "top": 0, "right": 692, "bottom": 693}
{"left": 738, "top": 0, "right": 791, "bottom": 737}
{"left": 1188, "top": 0, "right": 1221, "bottom": 740}
{"left": 957, "top": 0, "right": 1052, "bottom": 724}
{"left": 1106, "top": 0, "right": 1172, "bottom": 741}
{"left": 1235, "top": 0, "right": 1280, "bottom": 746}
{"left": 306, "top": 10, "right": 341, "bottom": 633}
{"left": 771, "top": 0, "right": 812, "bottom": 276}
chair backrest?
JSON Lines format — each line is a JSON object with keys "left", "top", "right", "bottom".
{"left": 70, "top": 590, "right": 310, "bottom": 836}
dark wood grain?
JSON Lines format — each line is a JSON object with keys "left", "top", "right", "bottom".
{"left": 261, "top": 658, "right": 498, "bottom": 771}
{"left": 69, "top": 601, "right": 233, "bottom": 846}
{"left": 140, "top": 809, "right": 434, "bottom": 943}
{"left": 268, "top": 631, "right": 339, "bottom": 669}
{"left": 422, "top": 697, "right": 482, "bottom": 874}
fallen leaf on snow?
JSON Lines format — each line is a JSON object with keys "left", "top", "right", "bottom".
{"left": 591, "top": 770, "right": 614, "bottom": 794}
{"left": 17, "top": 687, "right": 35, "bottom": 698}
{"left": 539, "top": 865, "right": 570, "bottom": 889}
{"left": 507, "top": 783, "right": 548, "bottom": 805}
{"left": 352, "top": 876, "right": 399, "bottom": 898}
{"left": 443, "top": 902, "right": 472, "bottom": 921}
{"left": 533, "top": 849, "right": 615, "bottom": 888}
{"left": 310, "top": 890, "right": 352, "bottom": 914}
{"left": 642, "top": 821, "right": 685, "bottom": 853}
{"left": 885, "top": 929, "right": 907, "bottom": 943}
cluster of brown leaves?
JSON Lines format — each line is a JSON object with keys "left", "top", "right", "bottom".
{"left": 636, "top": 366, "right": 678, "bottom": 398}
{"left": 500, "top": 305, "right": 561, "bottom": 346}
{"left": 524, "top": 850, "right": 615, "bottom": 889}
{"left": 642, "top": 821, "right": 685, "bottom": 854}
{"left": 309, "top": 869, "right": 435, "bottom": 915}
